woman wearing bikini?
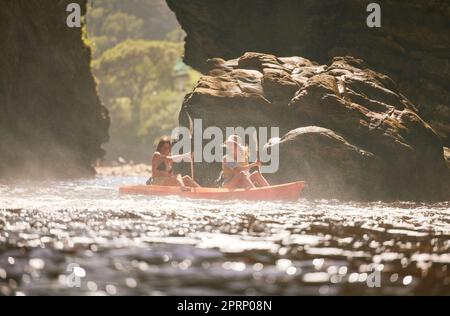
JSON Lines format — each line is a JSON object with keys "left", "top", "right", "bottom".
{"left": 220, "top": 135, "right": 269, "bottom": 189}
{"left": 148, "top": 136, "right": 199, "bottom": 190}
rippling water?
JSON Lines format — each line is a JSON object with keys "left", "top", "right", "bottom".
{"left": 0, "top": 176, "right": 449, "bottom": 295}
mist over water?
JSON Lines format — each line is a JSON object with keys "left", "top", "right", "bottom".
{"left": 0, "top": 176, "right": 449, "bottom": 295}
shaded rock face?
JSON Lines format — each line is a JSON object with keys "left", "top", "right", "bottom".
{"left": 167, "top": 0, "right": 450, "bottom": 147}
{"left": 178, "top": 52, "right": 449, "bottom": 200}
{"left": 0, "top": 0, "right": 109, "bottom": 178}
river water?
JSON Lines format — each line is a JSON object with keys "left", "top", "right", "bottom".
{"left": 0, "top": 176, "right": 449, "bottom": 295}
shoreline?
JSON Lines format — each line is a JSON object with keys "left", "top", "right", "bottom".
{"left": 95, "top": 163, "right": 151, "bottom": 177}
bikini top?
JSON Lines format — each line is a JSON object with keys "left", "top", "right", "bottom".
{"left": 155, "top": 152, "right": 173, "bottom": 174}
{"left": 157, "top": 160, "right": 173, "bottom": 173}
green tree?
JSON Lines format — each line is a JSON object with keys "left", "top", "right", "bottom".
{"left": 92, "top": 40, "right": 196, "bottom": 160}
{"left": 86, "top": 0, "right": 180, "bottom": 57}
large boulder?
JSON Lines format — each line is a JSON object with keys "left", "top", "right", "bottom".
{"left": 266, "top": 126, "right": 384, "bottom": 200}
{"left": 178, "top": 52, "right": 449, "bottom": 200}
{"left": 167, "top": 0, "right": 450, "bottom": 147}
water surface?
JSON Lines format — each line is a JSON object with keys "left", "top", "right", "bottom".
{"left": 0, "top": 176, "right": 449, "bottom": 295}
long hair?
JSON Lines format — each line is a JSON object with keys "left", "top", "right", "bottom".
{"left": 156, "top": 136, "right": 172, "bottom": 153}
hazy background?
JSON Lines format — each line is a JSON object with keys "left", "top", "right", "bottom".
{"left": 85, "top": 0, "right": 200, "bottom": 164}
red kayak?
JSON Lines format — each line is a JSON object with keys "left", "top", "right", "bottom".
{"left": 119, "top": 181, "right": 305, "bottom": 201}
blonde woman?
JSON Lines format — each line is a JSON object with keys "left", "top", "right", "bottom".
{"left": 220, "top": 135, "right": 269, "bottom": 189}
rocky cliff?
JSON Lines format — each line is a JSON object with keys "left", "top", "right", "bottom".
{"left": 167, "top": 0, "right": 450, "bottom": 147}
{"left": 178, "top": 52, "right": 449, "bottom": 200}
{"left": 0, "top": 0, "right": 109, "bottom": 178}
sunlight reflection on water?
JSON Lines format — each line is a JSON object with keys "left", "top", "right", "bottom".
{"left": 0, "top": 176, "right": 449, "bottom": 295}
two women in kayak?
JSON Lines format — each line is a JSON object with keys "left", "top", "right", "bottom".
{"left": 148, "top": 135, "right": 269, "bottom": 189}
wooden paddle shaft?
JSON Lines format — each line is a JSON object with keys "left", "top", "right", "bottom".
{"left": 190, "top": 153, "right": 194, "bottom": 181}
{"left": 254, "top": 130, "right": 260, "bottom": 171}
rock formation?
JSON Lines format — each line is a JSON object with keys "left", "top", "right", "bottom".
{"left": 0, "top": 0, "right": 109, "bottom": 178}
{"left": 167, "top": 0, "right": 450, "bottom": 148}
{"left": 178, "top": 52, "right": 449, "bottom": 200}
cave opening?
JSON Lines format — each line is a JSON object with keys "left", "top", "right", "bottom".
{"left": 84, "top": 0, "right": 199, "bottom": 165}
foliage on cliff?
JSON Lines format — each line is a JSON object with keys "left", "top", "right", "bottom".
{"left": 92, "top": 40, "right": 198, "bottom": 159}
{"left": 86, "top": 0, "right": 180, "bottom": 57}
